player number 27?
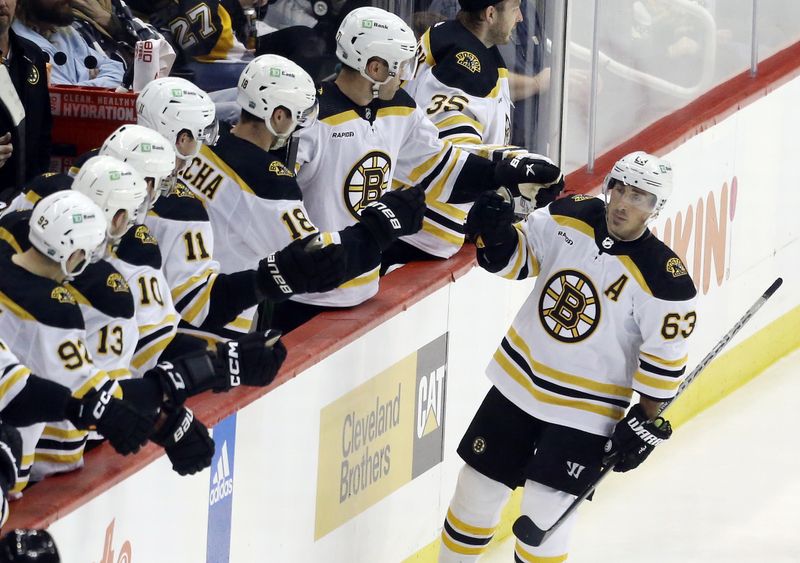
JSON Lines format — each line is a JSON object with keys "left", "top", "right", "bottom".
{"left": 661, "top": 311, "right": 697, "bottom": 339}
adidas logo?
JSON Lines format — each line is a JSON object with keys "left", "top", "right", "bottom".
{"left": 209, "top": 440, "right": 234, "bottom": 506}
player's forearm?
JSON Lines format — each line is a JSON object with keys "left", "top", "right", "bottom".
{"left": 638, "top": 395, "right": 664, "bottom": 420}
{"left": 446, "top": 154, "right": 496, "bottom": 204}
{"left": 508, "top": 69, "right": 550, "bottom": 102}
{"left": 338, "top": 223, "right": 383, "bottom": 279}
{"left": 202, "top": 270, "right": 263, "bottom": 329}
{"left": 0, "top": 375, "right": 72, "bottom": 426}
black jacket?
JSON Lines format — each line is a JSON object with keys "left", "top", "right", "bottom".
{"left": 0, "top": 29, "right": 52, "bottom": 202}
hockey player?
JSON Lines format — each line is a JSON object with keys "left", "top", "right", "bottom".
{"left": 0, "top": 191, "right": 159, "bottom": 491}
{"left": 183, "top": 53, "right": 427, "bottom": 333}
{"left": 287, "top": 6, "right": 560, "bottom": 329}
{"left": 439, "top": 152, "right": 697, "bottom": 561}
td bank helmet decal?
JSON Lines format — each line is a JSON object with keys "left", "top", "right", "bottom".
{"left": 343, "top": 151, "right": 391, "bottom": 219}
{"left": 539, "top": 269, "right": 600, "bottom": 343}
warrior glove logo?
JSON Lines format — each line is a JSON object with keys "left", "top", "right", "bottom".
{"left": 343, "top": 151, "right": 391, "bottom": 219}
{"left": 539, "top": 269, "right": 600, "bottom": 343}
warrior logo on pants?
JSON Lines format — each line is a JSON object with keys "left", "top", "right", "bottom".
{"left": 343, "top": 151, "right": 392, "bottom": 219}
{"left": 538, "top": 269, "right": 600, "bottom": 343}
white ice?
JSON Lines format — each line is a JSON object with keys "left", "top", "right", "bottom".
{"left": 482, "top": 348, "right": 800, "bottom": 563}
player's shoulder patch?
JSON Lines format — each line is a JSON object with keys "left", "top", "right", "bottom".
{"left": 0, "top": 210, "right": 33, "bottom": 256}
{"left": 628, "top": 239, "right": 697, "bottom": 302}
{"left": 429, "top": 21, "right": 506, "bottom": 97}
{"left": 151, "top": 182, "right": 210, "bottom": 223}
{"left": 267, "top": 160, "right": 294, "bottom": 178}
{"left": 67, "top": 260, "right": 135, "bottom": 319}
{"left": 209, "top": 133, "right": 302, "bottom": 202}
{"left": 548, "top": 194, "right": 605, "bottom": 227}
{"left": 0, "top": 253, "right": 84, "bottom": 330}
{"left": 115, "top": 225, "right": 162, "bottom": 270}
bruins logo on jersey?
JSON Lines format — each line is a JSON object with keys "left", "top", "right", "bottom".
{"left": 268, "top": 161, "right": 293, "bottom": 177}
{"left": 343, "top": 151, "right": 392, "bottom": 219}
{"left": 539, "top": 269, "right": 600, "bottom": 343}
{"left": 51, "top": 286, "right": 76, "bottom": 305}
{"left": 134, "top": 226, "right": 158, "bottom": 245}
{"left": 169, "top": 182, "right": 195, "bottom": 198}
{"left": 666, "top": 257, "right": 688, "bottom": 277}
{"left": 106, "top": 273, "right": 130, "bottom": 293}
{"left": 27, "top": 65, "right": 40, "bottom": 85}
{"left": 455, "top": 51, "right": 481, "bottom": 74}
{"left": 571, "top": 194, "right": 593, "bottom": 202}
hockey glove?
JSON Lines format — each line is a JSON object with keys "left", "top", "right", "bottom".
{"left": 493, "top": 153, "right": 563, "bottom": 204}
{"left": 359, "top": 186, "right": 426, "bottom": 251}
{"left": 603, "top": 403, "right": 672, "bottom": 472}
{"left": 257, "top": 236, "right": 348, "bottom": 300}
{"left": 214, "top": 330, "right": 287, "bottom": 389}
{"left": 0, "top": 529, "right": 60, "bottom": 563}
{"left": 465, "top": 188, "right": 516, "bottom": 246}
{"left": 66, "top": 389, "right": 154, "bottom": 455}
{"left": 151, "top": 406, "right": 214, "bottom": 476}
{"left": 0, "top": 423, "right": 22, "bottom": 495}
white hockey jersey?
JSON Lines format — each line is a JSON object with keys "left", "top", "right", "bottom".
{"left": 0, "top": 338, "right": 31, "bottom": 413}
{"left": 0, "top": 252, "right": 119, "bottom": 492}
{"left": 406, "top": 19, "right": 512, "bottom": 147}
{"left": 294, "top": 82, "right": 485, "bottom": 307}
{"left": 485, "top": 195, "right": 697, "bottom": 437}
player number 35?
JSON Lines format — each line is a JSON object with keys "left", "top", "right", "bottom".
{"left": 661, "top": 311, "right": 697, "bottom": 339}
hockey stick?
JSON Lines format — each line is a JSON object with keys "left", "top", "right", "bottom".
{"left": 512, "top": 276, "right": 784, "bottom": 546}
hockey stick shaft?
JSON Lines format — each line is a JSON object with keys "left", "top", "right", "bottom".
{"left": 513, "top": 277, "right": 783, "bottom": 546}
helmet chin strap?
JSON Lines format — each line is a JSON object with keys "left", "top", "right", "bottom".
{"left": 265, "top": 116, "right": 293, "bottom": 150}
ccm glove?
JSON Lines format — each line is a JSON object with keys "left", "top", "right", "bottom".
{"left": 493, "top": 153, "right": 563, "bottom": 203}
{"left": 151, "top": 406, "right": 214, "bottom": 476}
{"left": 66, "top": 389, "right": 154, "bottom": 455}
{"left": 0, "top": 423, "right": 22, "bottom": 495}
{"left": 359, "top": 186, "right": 426, "bottom": 251}
{"left": 257, "top": 236, "right": 348, "bottom": 300}
{"left": 213, "top": 330, "right": 287, "bottom": 389}
{"left": 604, "top": 403, "right": 672, "bottom": 472}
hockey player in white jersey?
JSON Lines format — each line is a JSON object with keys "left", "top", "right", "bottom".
{"left": 288, "top": 7, "right": 560, "bottom": 328}
{"left": 183, "top": 54, "right": 426, "bottom": 333}
{"left": 439, "top": 152, "right": 697, "bottom": 561}
{"left": 0, "top": 191, "right": 157, "bottom": 491}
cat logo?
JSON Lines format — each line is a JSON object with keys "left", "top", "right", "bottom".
{"left": 134, "top": 226, "right": 158, "bottom": 245}
{"left": 539, "top": 269, "right": 600, "bottom": 343}
{"left": 416, "top": 366, "right": 445, "bottom": 439}
{"left": 27, "top": 65, "right": 40, "bottom": 85}
{"left": 572, "top": 194, "right": 593, "bottom": 202}
{"left": 268, "top": 161, "right": 293, "bottom": 177}
{"left": 343, "top": 151, "right": 391, "bottom": 219}
{"left": 455, "top": 51, "right": 481, "bottom": 73}
{"left": 106, "top": 273, "right": 130, "bottom": 293}
{"left": 666, "top": 257, "right": 688, "bottom": 277}
{"left": 51, "top": 287, "right": 76, "bottom": 305}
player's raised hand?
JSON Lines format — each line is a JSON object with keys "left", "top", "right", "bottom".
{"left": 359, "top": 186, "right": 426, "bottom": 250}
{"left": 258, "top": 235, "right": 349, "bottom": 299}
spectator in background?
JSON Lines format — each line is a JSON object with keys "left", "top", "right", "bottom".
{"left": 0, "top": 0, "right": 51, "bottom": 203}
{"left": 12, "top": 0, "right": 124, "bottom": 87}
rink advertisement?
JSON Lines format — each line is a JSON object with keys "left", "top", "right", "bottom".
{"left": 314, "top": 334, "right": 448, "bottom": 539}
{"left": 206, "top": 414, "right": 237, "bottom": 563}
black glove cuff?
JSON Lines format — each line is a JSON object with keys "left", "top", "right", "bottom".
{"left": 359, "top": 204, "right": 399, "bottom": 251}
{"left": 256, "top": 253, "right": 295, "bottom": 302}
{"left": 151, "top": 406, "right": 194, "bottom": 447}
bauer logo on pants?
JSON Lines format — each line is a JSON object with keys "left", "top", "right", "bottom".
{"left": 206, "top": 414, "right": 236, "bottom": 563}
{"left": 315, "top": 334, "right": 448, "bottom": 539}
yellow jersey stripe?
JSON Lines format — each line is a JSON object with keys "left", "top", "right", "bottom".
{"left": 181, "top": 275, "right": 216, "bottom": 323}
{"left": 515, "top": 542, "right": 568, "bottom": 563}
{"left": 171, "top": 269, "right": 216, "bottom": 300}
{"left": 634, "top": 370, "right": 682, "bottom": 391}
{"left": 487, "top": 68, "right": 509, "bottom": 99}
{"left": 41, "top": 426, "right": 87, "bottom": 440}
{"left": 132, "top": 334, "right": 174, "bottom": 370}
{"left": 25, "top": 190, "right": 41, "bottom": 205}
{"left": 139, "top": 314, "right": 178, "bottom": 336}
{"left": 507, "top": 327, "right": 632, "bottom": 398}
{"left": 0, "top": 227, "right": 22, "bottom": 254}
{"left": 0, "top": 366, "right": 30, "bottom": 403}
{"left": 640, "top": 351, "right": 688, "bottom": 368}
{"left": 422, "top": 221, "right": 464, "bottom": 246}
{"left": 427, "top": 147, "right": 461, "bottom": 203}
{"left": 72, "top": 371, "right": 110, "bottom": 399}
{"left": 551, "top": 215, "right": 595, "bottom": 240}
{"left": 201, "top": 5, "right": 235, "bottom": 62}
{"left": 227, "top": 315, "right": 252, "bottom": 331}
{"left": 407, "top": 145, "right": 449, "bottom": 184}
{"left": 0, "top": 290, "right": 35, "bottom": 321}
{"left": 201, "top": 145, "right": 255, "bottom": 196}
{"left": 377, "top": 106, "right": 415, "bottom": 119}
{"left": 339, "top": 267, "right": 380, "bottom": 289}
{"left": 494, "top": 349, "right": 624, "bottom": 420}
{"left": 321, "top": 110, "right": 360, "bottom": 126}
{"left": 421, "top": 29, "right": 434, "bottom": 66}
{"left": 435, "top": 114, "right": 485, "bottom": 133}
{"left": 428, "top": 199, "right": 467, "bottom": 221}
{"left": 446, "top": 509, "right": 496, "bottom": 536}
{"left": 616, "top": 255, "right": 653, "bottom": 296}
{"left": 34, "top": 451, "right": 85, "bottom": 465}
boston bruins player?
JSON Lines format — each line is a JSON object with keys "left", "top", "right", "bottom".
{"left": 439, "top": 152, "right": 697, "bottom": 562}
{"left": 289, "top": 7, "right": 560, "bottom": 328}
{"left": 0, "top": 191, "right": 158, "bottom": 491}
{"left": 183, "top": 54, "right": 426, "bottom": 333}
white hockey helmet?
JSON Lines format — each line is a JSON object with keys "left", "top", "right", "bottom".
{"left": 100, "top": 124, "right": 178, "bottom": 204}
{"left": 335, "top": 7, "right": 418, "bottom": 85}
{"left": 28, "top": 190, "right": 108, "bottom": 279}
{"left": 237, "top": 54, "right": 318, "bottom": 149}
{"left": 603, "top": 151, "right": 673, "bottom": 216}
{"left": 136, "top": 77, "right": 218, "bottom": 159}
{"left": 73, "top": 155, "right": 148, "bottom": 240}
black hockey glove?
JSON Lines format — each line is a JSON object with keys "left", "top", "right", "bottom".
{"left": 359, "top": 186, "right": 426, "bottom": 251}
{"left": 493, "top": 153, "right": 563, "bottom": 203}
{"left": 150, "top": 406, "right": 214, "bottom": 476}
{"left": 465, "top": 188, "right": 516, "bottom": 245}
{"left": 603, "top": 403, "right": 672, "bottom": 472}
{"left": 214, "top": 330, "right": 287, "bottom": 389}
{"left": 0, "top": 529, "right": 60, "bottom": 563}
{"left": 257, "top": 236, "right": 348, "bottom": 300}
{"left": 66, "top": 389, "right": 154, "bottom": 455}
{"left": 0, "top": 423, "right": 22, "bottom": 495}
